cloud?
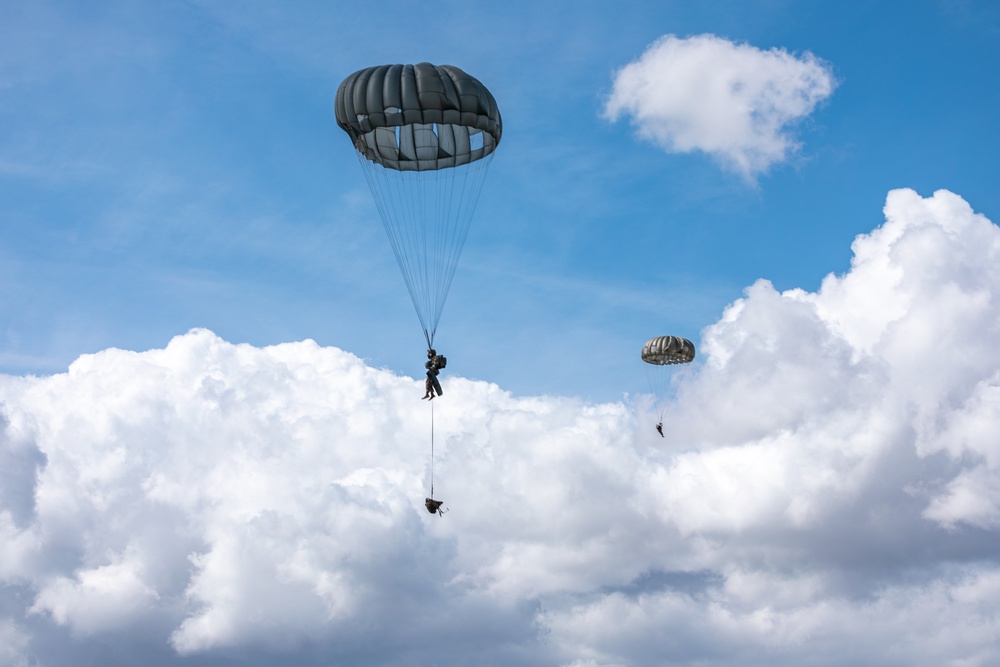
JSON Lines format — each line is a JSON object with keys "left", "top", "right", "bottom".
{"left": 0, "top": 618, "right": 32, "bottom": 667}
{"left": 2, "top": 188, "right": 1000, "bottom": 666}
{"left": 604, "top": 34, "right": 836, "bottom": 179}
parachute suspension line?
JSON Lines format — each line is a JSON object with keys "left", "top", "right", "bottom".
{"left": 644, "top": 363, "right": 669, "bottom": 422}
{"left": 355, "top": 150, "right": 496, "bottom": 349}
{"left": 357, "top": 152, "right": 431, "bottom": 339}
{"left": 427, "top": 152, "right": 495, "bottom": 345}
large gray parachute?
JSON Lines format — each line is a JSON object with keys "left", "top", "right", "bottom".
{"left": 334, "top": 63, "right": 503, "bottom": 349}
{"left": 335, "top": 63, "right": 502, "bottom": 171}
{"left": 642, "top": 336, "right": 696, "bottom": 366}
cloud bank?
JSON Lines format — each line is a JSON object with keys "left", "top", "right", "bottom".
{"left": 604, "top": 34, "right": 836, "bottom": 179}
{"left": 2, "top": 188, "right": 1000, "bottom": 666}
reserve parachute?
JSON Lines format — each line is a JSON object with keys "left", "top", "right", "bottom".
{"left": 334, "top": 63, "right": 502, "bottom": 349}
{"left": 642, "top": 336, "right": 696, "bottom": 435}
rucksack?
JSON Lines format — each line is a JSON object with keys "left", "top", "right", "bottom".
{"left": 436, "top": 355, "right": 447, "bottom": 369}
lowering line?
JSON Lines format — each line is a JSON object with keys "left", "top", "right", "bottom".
{"left": 424, "top": 379, "right": 445, "bottom": 516}
{"left": 430, "top": 400, "right": 435, "bottom": 498}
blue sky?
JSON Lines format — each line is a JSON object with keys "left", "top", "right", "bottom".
{"left": 3, "top": 2, "right": 1000, "bottom": 666}
{"left": 2, "top": 0, "right": 995, "bottom": 400}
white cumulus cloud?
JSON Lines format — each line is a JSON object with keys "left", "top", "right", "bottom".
{"left": 1, "top": 188, "right": 1000, "bottom": 666}
{"left": 604, "top": 34, "right": 836, "bottom": 179}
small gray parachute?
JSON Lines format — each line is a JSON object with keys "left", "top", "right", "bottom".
{"left": 641, "top": 336, "right": 696, "bottom": 366}
{"left": 642, "top": 335, "right": 696, "bottom": 430}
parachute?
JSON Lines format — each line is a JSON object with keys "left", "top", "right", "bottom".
{"left": 335, "top": 63, "right": 503, "bottom": 349}
{"left": 642, "top": 336, "right": 696, "bottom": 366}
{"left": 642, "top": 336, "right": 696, "bottom": 431}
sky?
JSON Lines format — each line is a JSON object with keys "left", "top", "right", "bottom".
{"left": 1, "top": 1, "right": 1000, "bottom": 665}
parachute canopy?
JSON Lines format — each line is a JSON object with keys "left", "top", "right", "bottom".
{"left": 335, "top": 63, "right": 501, "bottom": 171}
{"left": 335, "top": 64, "right": 503, "bottom": 348}
{"left": 642, "top": 336, "right": 696, "bottom": 366}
